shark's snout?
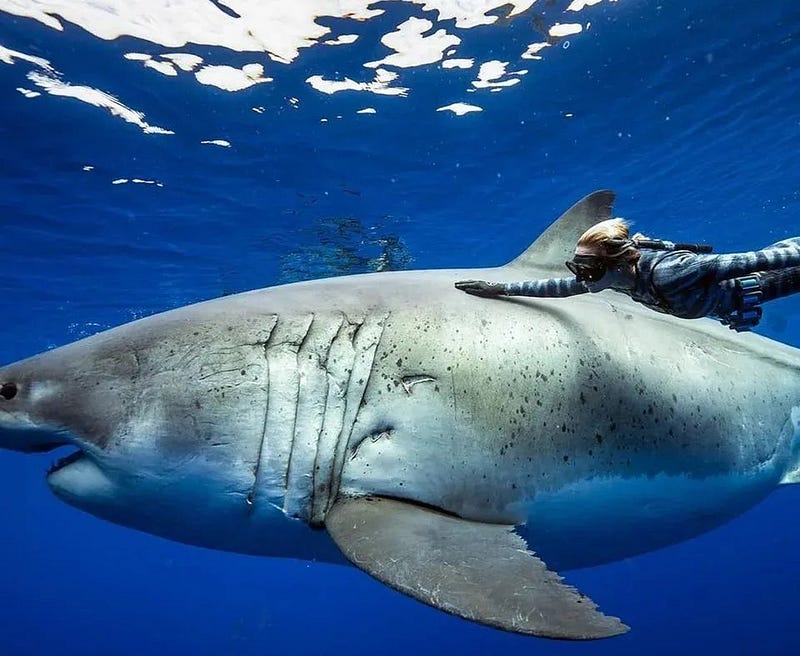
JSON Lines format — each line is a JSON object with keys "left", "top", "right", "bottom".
{"left": 0, "top": 372, "right": 71, "bottom": 453}
{"left": 0, "top": 366, "right": 106, "bottom": 504}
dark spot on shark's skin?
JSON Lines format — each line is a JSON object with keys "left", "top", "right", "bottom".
{"left": 0, "top": 382, "right": 18, "bottom": 400}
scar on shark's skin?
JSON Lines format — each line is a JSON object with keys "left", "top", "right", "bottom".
{"left": 369, "top": 429, "right": 393, "bottom": 445}
{"left": 350, "top": 427, "right": 395, "bottom": 460}
{"left": 400, "top": 375, "right": 437, "bottom": 395}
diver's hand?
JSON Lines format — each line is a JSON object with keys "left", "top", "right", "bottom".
{"left": 455, "top": 280, "right": 506, "bottom": 298}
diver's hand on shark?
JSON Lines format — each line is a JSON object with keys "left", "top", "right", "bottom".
{"left": 455, "top": 280, "right": 505, "bottom": 297}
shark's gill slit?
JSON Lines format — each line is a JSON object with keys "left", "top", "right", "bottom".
{"left": 284, "top": 313, "right": 339, "bottom": 519}
{"left": 281, "top": 314, "right": 314, "bottom": 511}
{"left": 304, "top": 316, "right": 340, "bottom": 519}
{"left": 308, "top": 314, "right": 352, "bottom": 525}
{"left": 247, "top": 358, "right": 269, "bottom": 509}
{"left": 246, "top": 314, "right": 278, "bottom": 509}
{"left": 327, "top": 312, "right": 387, "bottom": 516}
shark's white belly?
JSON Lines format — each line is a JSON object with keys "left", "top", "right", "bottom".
{"left": 518, "top": 466, "right": 785, "bottom": 570}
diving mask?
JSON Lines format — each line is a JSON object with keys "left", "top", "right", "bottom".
{"left": 565, "top": 254, "right": 608, "bottom": 283}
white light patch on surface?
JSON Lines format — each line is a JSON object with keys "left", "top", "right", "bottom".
{"left": 365, "top": 17, "right": 460, "bottom": 69}
{"left": 0, "top": 2, "right": 610, "bottom": 111}
{"left": 0, "top": 43, "right": 53, "bottom": 71}
{"left": 28, "top": 71, "right": 174, "bottom": 134}
{"left": 0, "top": 0, "right": 63, "bottom": 29}
{"left": 201, "top": 139, "right": 231, "bottom": 147}
{"left": 442, "top": 58, "right": 473, "bottom": 69}
{"left": 0, "top": 1, "right": 385, "bottom": 64}
{"left": 252, "top": 106, "right": 265, "bottom": 113}
{"left": 82, "top": 165, "right": 94, "bottom": 171}
{"left": 112, "top": 177, "right": 164, "bottom": 187}
{"left": 162, "top": 53, "right": 203, "bottom": 71}
{"left": 436, "top": 102, "right": 482, "bottom": 115}
{"left": 471, "top": 60, "right": 524, "bottom": 89}
{"left": 549, "top": 23, "right": 583, "bottom": 38}
{"left": 324, "top": 34, "right": 359, "bottom": 46}
{"left": 221, "top": 1, "right": 384, "bottom": 64}
{"left": 356, "top": 107, "right": 376, "bottom": 114}
{"left": 307, "top": 68, "right": 408, "bottom": 96}
{"left": 16, "top": 87, "right": 41, "bottom": 98}
{"left": 0, "top": 0, "right": 547, "bottom": 55}
{"left": 522, "top": 42, "right": 551, "bottom": 59}
{"left": 145, "top": 59, "right": 177, "bottom": 76}
{"left": 567, "top": 0, "right": 603, "bottom": 10}
{"left": 126, "top": 52, "right": 178, "bottom": 75}
{"left": 194, "top": 63, "right": 272, "bottom": 91}
{"left": 413, "top": 0, "right": 536, "bottom": 29}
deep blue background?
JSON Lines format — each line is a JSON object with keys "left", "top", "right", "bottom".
{"left": 1, "top": 1, "right": 799, "bottom": 654}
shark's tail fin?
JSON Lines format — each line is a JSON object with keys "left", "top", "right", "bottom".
{"left": 502, "top": 190, "right": 616, "bottom": 275}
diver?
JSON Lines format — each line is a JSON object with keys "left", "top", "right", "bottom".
{"left": 454, "top": 218, "right": 800, "bottom": 331}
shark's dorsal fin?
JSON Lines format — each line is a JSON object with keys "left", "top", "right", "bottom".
{"left": 504, "top": 190, "right": 616, "bottom": 274}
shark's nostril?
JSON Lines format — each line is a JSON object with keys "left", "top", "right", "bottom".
{"left": 0, "top": 382, "right": 18, "bottom": 400}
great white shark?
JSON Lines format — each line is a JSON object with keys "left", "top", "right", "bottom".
{"left": 0, "top": 191, "right": 798, "bottom": 640}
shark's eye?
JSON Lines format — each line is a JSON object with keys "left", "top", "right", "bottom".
{"left": 0, "top": 382, "right": 17, "bottom": 400}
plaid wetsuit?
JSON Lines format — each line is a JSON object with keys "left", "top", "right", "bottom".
{"left": 496, "top": 238, "right": 800, "bottom": 322}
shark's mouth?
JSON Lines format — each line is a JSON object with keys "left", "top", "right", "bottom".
{"left": 46, "top": 448, "right": 84, "bottom": 476}
{"left": 3, "top": 427, "right": 90, "bottom": 476}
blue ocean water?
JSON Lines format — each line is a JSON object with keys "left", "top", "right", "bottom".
{"left": 0, "top": 1, "right": 799, "bottom": 654}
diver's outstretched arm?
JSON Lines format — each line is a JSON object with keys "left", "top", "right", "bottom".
{"left": 757, "top": 265, "right": 800, "bottom": 302}
{"left": 710, "top": 239, "right": 800, "bottom": 281}
{"left": 455, "top": 277, "right": 587, "bottom": 298}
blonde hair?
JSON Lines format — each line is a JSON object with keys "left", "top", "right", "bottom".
{"left": 577, "top": 218, "right": 641, "bottom": 264}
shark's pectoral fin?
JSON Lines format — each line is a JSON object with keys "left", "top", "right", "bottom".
{"left": 325, "top": 496, "right": 629, "bottom": 640}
